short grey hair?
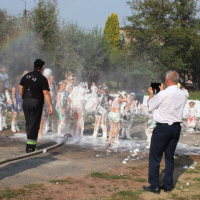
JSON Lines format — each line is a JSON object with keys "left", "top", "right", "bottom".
{"left": 166, "top": 70, "right": 179, "bottom": 83}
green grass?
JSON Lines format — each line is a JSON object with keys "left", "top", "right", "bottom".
{"left": 91, "top": 172, "right": 110, "bottom": 180}
{"left": 113, "top": 189, "right": 143, "bottom": 200}
{"left": 190, "top": 194, "right": 200, "bottom": 200}
{"left": 170, "top": 193, "right": 179, "bottom": 199}
{"left": 110, "top": 175, "right": 131, "bottom": 180}
{"left": 0, "top": 188, "right": 27, "bottom": 199}
{"left": 119, "top": 190, "right": 135, "bottom": 196}
{"left": 193, "top": 178, "right": 200, "bottom": 182}
{"left": 185, "top": 170, "right": 199, "bottom": 174}
{"left": 49, "top": 179, "right": 74, "bottom": 184}
{"left": 183, "top": 177, "right": 191, "bottom": 181}
{"left": 188, "top": 91, "right": 200, "bottom": 100}
{"left": 113, "top": 186, "right": 119, "bottom": 191}
{"left": 194, "top": 166, "right": 200, "bottom": 170}
{"left": 126, "top": 167, "right": 137, "bottom": 170}
{"left": 194, "top": 182, "right": 200, "bottom": 187}
{"left": 131, "top": 172, "right": 138, "bottom": 177}
{"left": 168, "top": 193, "right": 200, "bottom": 200}
{"left": 91, "top": 172, "right": 131, "bottom": 180}
{"left": 133, "top": 178, "right": 147, "bottom": 183}
{"left": 170, "top": 194, "right": 185, "bottom": 200}
{"left": 107, "top": 188, "right": 112, "bottom": 192}
{"left": 91, "top": 190, "right": 97, "bottom": 194}
{"left": 88, "top": 184, "right": 95, "bottom": 188}
{"left": 24, "top": 184, "right": 42, "bottom": 190}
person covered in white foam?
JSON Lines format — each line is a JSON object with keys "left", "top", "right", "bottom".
{"left": 108, "top": 91, "right": 127, "bottom": 145}
{"left": 85, "top": 83, "right": 99, "bottom": 113}
{"left": 185, "top": 101, "right": 197, "bottom": 132}
{"left": 93, "top": 84, "right": 110, "bottom": 138}
{"left": 0, "top": 66, "right": 12, "bottom": 129}
{"left": 11, "top": 76, "right": 22, "bottom": 132}
{"left": 39, "top": 68, "right": 53, "bottom": 137}
{"left": 145, "top": 105, "right": 156, "bottom": 149}
{"left": 56, "top": 80, "right": 68, "bottom": 137}
{"left": 68, "top": 82, "right": 89, "bottom": 137}
{"left": 91, "top": 82, "right": 98, "bottom": 98}
{"left": 0, "top": 80, "right": 10, "bottom": 131}
{"left": 66, "top": 76, "right": 75, "bottom": 95}
{"left": 121, "top": 92, "right": 136, "bottom": 139}
{"left": 48, "top": 74, "right": 58, "bottom": 132}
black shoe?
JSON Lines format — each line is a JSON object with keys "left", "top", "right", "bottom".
{"left": 26, "top": 144, "right": 36, "bottom": 153}
{"left": 160, "top": 185, "right": 174, "bottom": 192}
{"left": 143, "top": 185, "right": 161, "bottom": 194}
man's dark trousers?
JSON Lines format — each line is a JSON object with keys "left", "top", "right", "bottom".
{"left": 23, "top": 98, "right": 43, "bottom": 150}
{"left": 149, "top": 123, "right": 181, "bottom": 190}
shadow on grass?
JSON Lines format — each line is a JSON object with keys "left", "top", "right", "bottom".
{"left": 160, "top": 155, "right": 194, "bottom": 186}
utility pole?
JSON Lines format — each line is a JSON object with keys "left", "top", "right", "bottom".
{"left": 21, "top": 0, "right": 27, "bottom": 18}
{"left": 21, "top": 0, "right": 27, "bottom": 27}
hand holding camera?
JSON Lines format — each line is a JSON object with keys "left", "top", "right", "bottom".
{"left": 149, "top": 83, "right": 165, "bottom": 95}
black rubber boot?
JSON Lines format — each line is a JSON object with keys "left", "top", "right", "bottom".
{"left": 26, "top": 144, "right": 36, "bottom": 153}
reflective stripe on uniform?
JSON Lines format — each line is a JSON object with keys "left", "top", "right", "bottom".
{"left": 26, "top": 139, "right": 37, "bottom": 145}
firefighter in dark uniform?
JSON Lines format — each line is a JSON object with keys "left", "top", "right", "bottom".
{"left": 19, "top": 59, "right": 53, "bottom": 153}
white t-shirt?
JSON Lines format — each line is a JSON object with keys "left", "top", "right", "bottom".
{"left": 148, "top": 85, "right": 187, "bottom": 125}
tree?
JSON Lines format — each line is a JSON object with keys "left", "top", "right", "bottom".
{"left": 31, "top": 0, "right": 60, "bottom": 66}
{"left": 126, "top": 0, "right": 200, "bottom": 85}
{"left": 104, "top": 13, "right": 120, "bottom": 50}
{"left": 56, "top": 23, "right": 85, "bottom": 78}
{"left": 57, "top": 24, "right": 110, "bottom": 82}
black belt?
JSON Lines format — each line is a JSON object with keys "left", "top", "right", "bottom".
{"left": 156, "top": 122, "right": 180, "bottom": 126}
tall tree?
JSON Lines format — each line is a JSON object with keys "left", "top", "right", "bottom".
{"left": 127, "top": 0, "right": 200, "bottom": 84}
{"left": 31, "top": 0, "right": 60, "bottom": 66}
{"left": 104, "top": 13, "right": 120, "bottom": 50}
{"left": 57, "top": 24, "right": 110, "bottom": 82}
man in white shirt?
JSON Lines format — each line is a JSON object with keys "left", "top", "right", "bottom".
{"left": 143, "top": 70, "right": 187, "bottom": 194}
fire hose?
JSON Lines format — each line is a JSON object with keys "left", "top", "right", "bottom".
{"left": 0, "top": 135, "right": 68, "bottom": 165}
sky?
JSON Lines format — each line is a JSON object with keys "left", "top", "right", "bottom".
{"left": 0, "top": 0, "right": 132, "bottom": 30}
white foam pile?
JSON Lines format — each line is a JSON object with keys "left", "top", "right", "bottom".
{"left": 11, "top": 130, "right": 200, "bottom": 157}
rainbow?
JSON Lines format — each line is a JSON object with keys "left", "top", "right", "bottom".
{"left": 0, "top": 30, "right": 35, "bottom": 57}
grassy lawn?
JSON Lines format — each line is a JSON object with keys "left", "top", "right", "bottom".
{"left": 188, "top": 91, "right": 200, "bottom": 100}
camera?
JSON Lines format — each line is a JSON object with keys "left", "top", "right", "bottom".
{"left": 151, "top": 82, "right": 161, "bottom": 94}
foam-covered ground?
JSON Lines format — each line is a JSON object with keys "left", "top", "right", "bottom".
{"left": 11, "top": 130, "right": 200, "bottom": 163}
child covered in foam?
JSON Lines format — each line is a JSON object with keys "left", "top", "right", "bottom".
{"left": 11, "top": 76, "right": 22, "bottom": 132}
{"left": 56, "top": 81, "right": 68, "bottom": 137}
{"left": 186, "top": 101, "right": 197, "bottom": 132}
{"left": 0, "top": 80, "right": 11, "bottom": 131}
{"left": 121, "top": 93, "right": 137, "bottom": 139}
{"left": 68, "top": 82, "right": 89, "bottom": 137}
